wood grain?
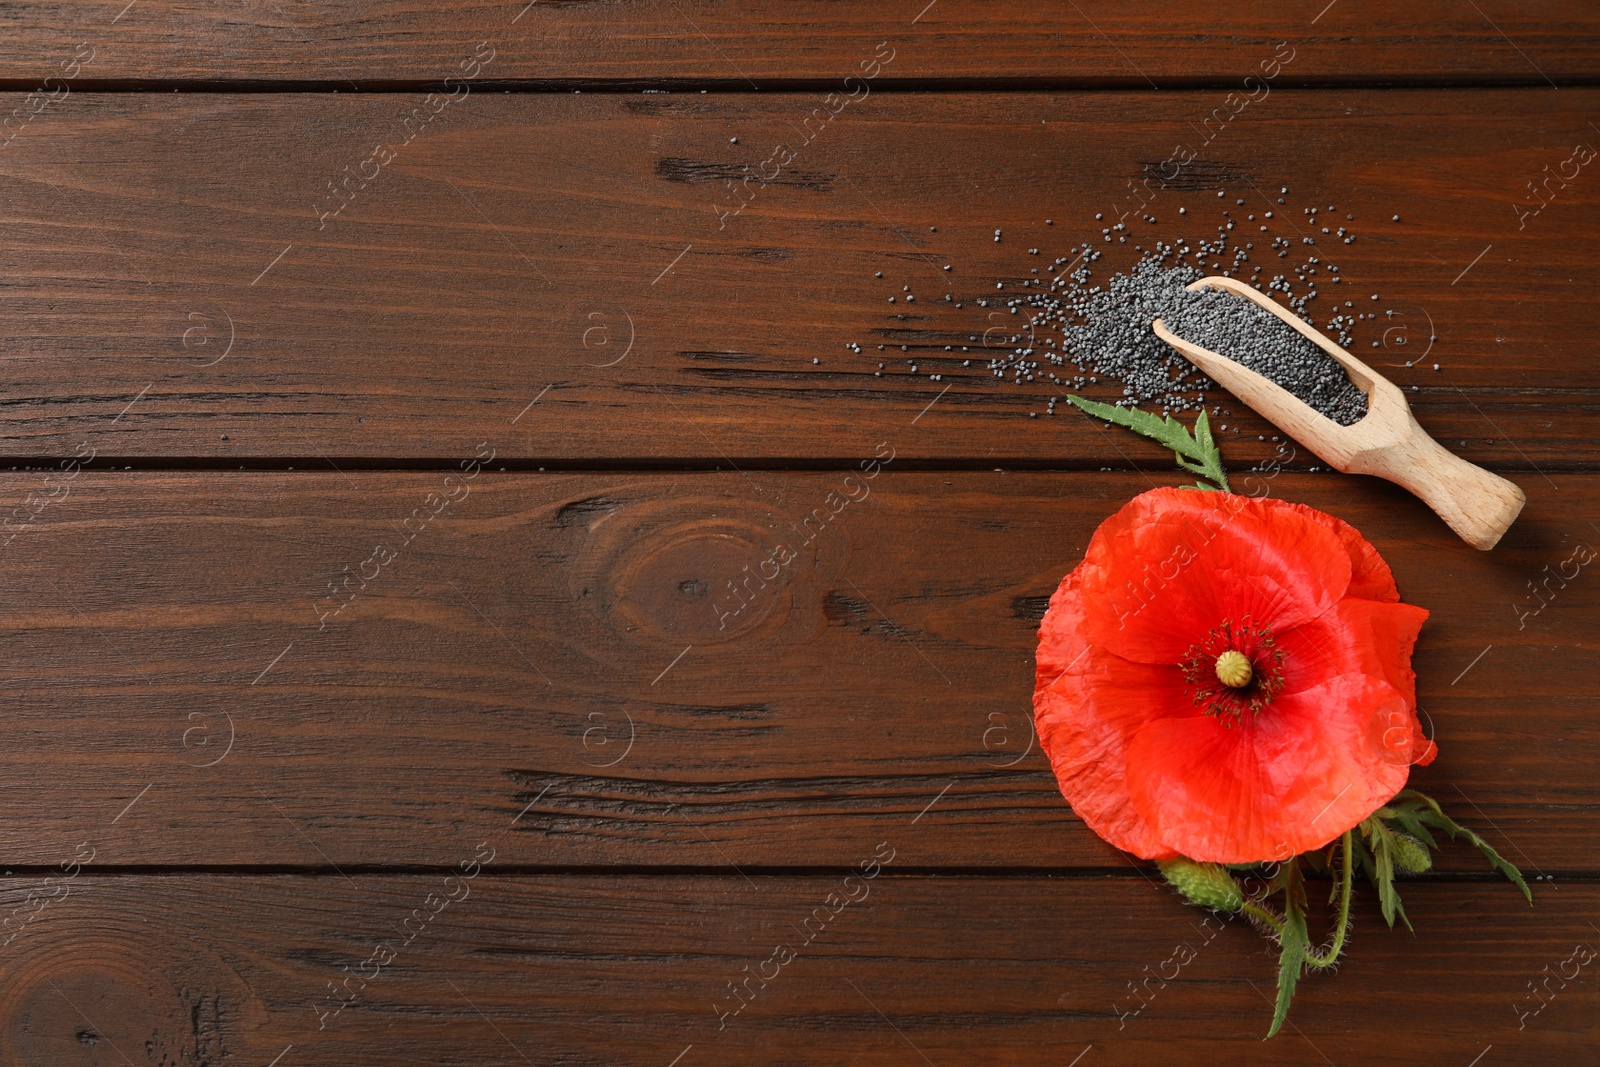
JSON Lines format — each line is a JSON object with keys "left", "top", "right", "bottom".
{"left": 0, "top": 469, "right": 1589, "bottom": 869}
{"left": 0, "top": 873, "right": 1587, "bottom": 1066}
{"left": 1, "top": 90, "right": 1596, "bottom": 467}
{"left": 2, "top": 1, "right": 1597, "bottom": 85}
{"left": 3, "top": 7, "right": 1596, "bottom": 1060}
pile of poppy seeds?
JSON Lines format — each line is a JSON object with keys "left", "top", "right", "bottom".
{"left": 854, "top": 187, "right": 1424, "bottom": 430}
{"left": 1161, "top": 279, "right": 1368, "bottom": 425}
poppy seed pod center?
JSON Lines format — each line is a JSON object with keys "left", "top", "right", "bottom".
{"left": 1179, "top": 618, "right": 1285, "bottom": 725}
{"left": 1214, "top": 650, "right": 1253, "bottom": 688}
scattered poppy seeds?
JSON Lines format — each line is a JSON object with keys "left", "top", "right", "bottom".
{"left": 858, "top": 187, "right": 1405, "bottom": 429}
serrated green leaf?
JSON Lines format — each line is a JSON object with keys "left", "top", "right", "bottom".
{"left": 1301, "top": 847, "right": 1330, "bottom": 878}
{"left": 1378, "top": 849, "right": 1408, "bottom": 929}
{"left": 1268, "top": 880, "right": 1310, "bottom": 1039}
{"left": 1351, "top": 830, "right": 1377, "bottom": 886}
{"left": 1282, "top": 859, "right": 1310, "bottom": 924}
{"left": 1399, "top": 790, "right": 1532, "bottom": 903}
{"left": 1361, "top": 818, "right": 1412, "bottom": 930}
{"left": 1385, "top": 805, "right": 1439, "bottom": 851}
{"left": 1187, "top": 409, "right": 1230, "bottom": 492}
{"left": 1466, "top": 833, "right": 1530, "bottom": 902}
{"left": 1066, "top": 395, "right": 1231, "bottom": 492}
{"left": 1194, "top": 407, "right": 1217, "bottom": 455}
{"left": 1066, "top": 395, "right": 1188, "bottom": 450}
{"left": 1266, "top": 859, "right": 1297, "bottom": 896}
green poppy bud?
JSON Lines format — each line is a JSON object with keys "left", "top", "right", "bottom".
{"left": 1392, "top": 834, "right": 1432, "bottom": 874}
{"left": 1159, "top": 858, "right": 1245, "bottom": 911}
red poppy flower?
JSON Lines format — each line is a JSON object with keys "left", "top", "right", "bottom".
{"left": 1034, "top": 488, "right": 1434, "bottom": 864}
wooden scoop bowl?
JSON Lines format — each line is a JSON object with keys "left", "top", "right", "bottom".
{"left": 1153, "top": 275, "right": 1524, "bottom": 550}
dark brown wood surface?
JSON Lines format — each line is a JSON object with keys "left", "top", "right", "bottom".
{"left": 0, "top": 471, "right": 1590, "bottom": 870}
{"left": 2, "top": 1, "right": 1597, "bottom": 85}
{"left": 0, "top": 876, "right": 1589, "bottom": 1067}
{"left": 2, "top": 90, "right": 1598, "bottom": 468}
{"left": 3, "top": 3, "right": 1597, "bottom": 1063}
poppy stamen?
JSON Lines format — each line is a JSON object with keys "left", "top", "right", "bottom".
{"left": 1180, "top": 619, "right": 1286, "bottom": 725}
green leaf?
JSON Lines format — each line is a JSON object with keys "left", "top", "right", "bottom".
{"left": 1193, "top": 406, "right": 1217, "bottom": 457}
{"left": 1360, "top": 817, "right": 1412, "bottom": 930}
{"left": 1399, "top": 789, "right": 1532, "bottom": 903}
{"left": 1266, "top": 858, "right": 1300, "bottom": 899}
{"left": 1158, "top": 858, "right": 1244, "bottom": 911}
{"left": 1066, "top": 395, "right": 1231, "bottom": 492}
{"left": 1384, "top": 803, "right": 1440, "bottom": 851}
{"left": 1268, "top": 865, "right": 1310, "bottom": 1039}
{"left": 1284, "top": 859, "right": 1310, "bottom": 919}
{"left": 1350, "top": 830, "right": 1377, "bottom": 886}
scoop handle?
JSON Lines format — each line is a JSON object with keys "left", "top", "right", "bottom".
{"left": 1347, "top": 415, "right": 1526, "bottom": 550}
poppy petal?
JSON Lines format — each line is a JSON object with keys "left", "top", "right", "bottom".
{"left": 1328, "top": 514, "right": 1401, "bottom": 603}
{"left": 1278, "top": 598, "right": 1434, "bottom": 767}
{"left": 1035, "top": 569, "right": 1187, "bottom": 859}
{"left": 1076, "top": 489, "right": 1353, "bottom": 664}
{"left": 1279, "top": 598, "right": 1429, "bottom": 699}
{"left": 1122, "top": 673, "right": 1414, "bottom": 862}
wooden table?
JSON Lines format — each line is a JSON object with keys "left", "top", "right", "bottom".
{"left": 0, "top": 3, "right": 1595, "bottom": 1064}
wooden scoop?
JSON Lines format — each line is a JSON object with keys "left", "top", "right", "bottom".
{"left": 1152, "top": 275, "right": 1524, "bottom": 550}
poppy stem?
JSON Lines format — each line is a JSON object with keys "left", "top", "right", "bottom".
{"left": 1304, "top": 830, "right": 1354, "bottom": 969}
{"left": 1241, "top": 900, "right": 1285, "bottom": 934}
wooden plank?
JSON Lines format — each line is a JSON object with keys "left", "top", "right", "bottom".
{"left": 0, "top": 470, "right": 1590, "bottom": 868}
{"left": 1, "top": 89, "right": 1597, "bottom": 466}
{"left": 3, "top": 2, "right": 1598, "bottom": 85}
{"left": 0, "top": 873, "right": 1588, "bottom": 1065}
